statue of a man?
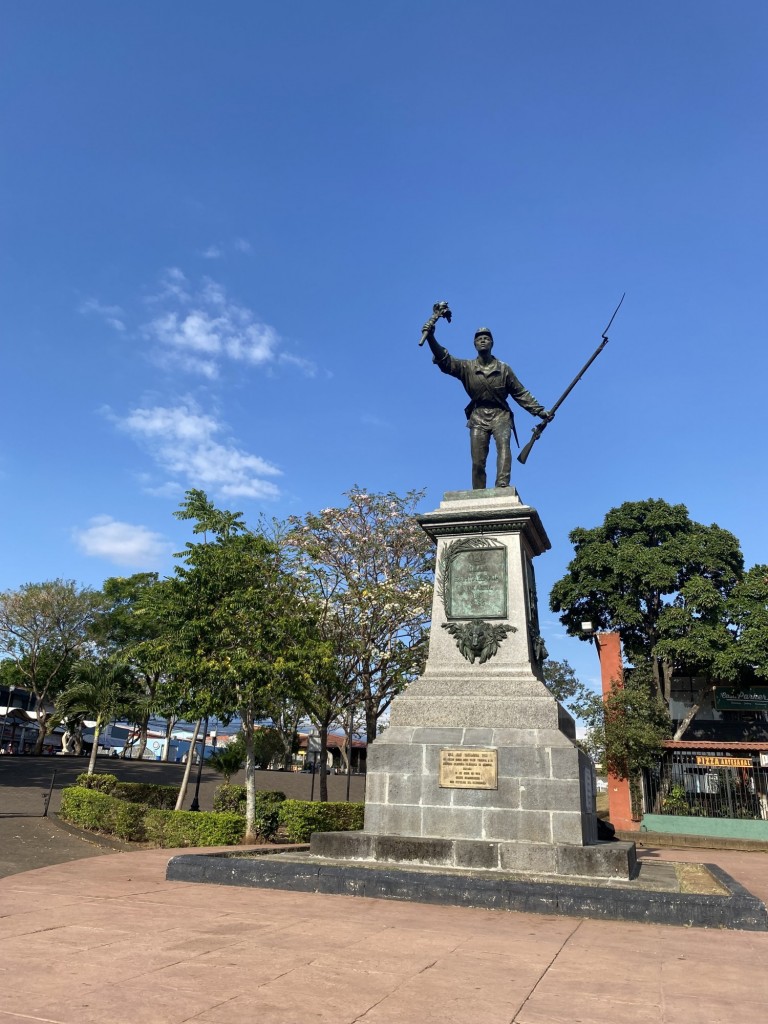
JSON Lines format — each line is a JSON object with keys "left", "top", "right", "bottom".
{"left": 423, "top": 322, "right": 553, "bottom": 489}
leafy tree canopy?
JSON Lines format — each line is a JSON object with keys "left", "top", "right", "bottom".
{"left": 550, "top": 499, "right": 744, "bottom": 699}
{"left": 586, "top": 667, "right": 672, "bottom": 780}
{"left": 145, "top": 489, "right": 330, "bottom": 835}
{"left": 0, "top": 580, "right": 103, "bottom": 752}
{"left": 541, "top": 658, "right": 601, "bottom": 722}
{"left": 722, "top": 564, "right": 768, "bottom": 681}
{"left": 287, "top": 486, "right": 433, "bottom": 743}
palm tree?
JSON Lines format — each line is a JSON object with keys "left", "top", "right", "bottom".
{"left": 207, "top": 732, "right": 246, "bottom": 783}
{"left": 56, "top": 660, "right": 138, "bottom": 775}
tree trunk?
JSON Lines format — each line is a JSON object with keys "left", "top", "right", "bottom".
{"left": 319, "top": 720, "right": 329, "bottom": 802}
{"left": 33, "top": 701, "right": 48, "bottom": 755}
{"left": 243, "top": 710, "right": 257, "bottom": 842}
{"left": 162, "top": 717, "right": 177, "bottom": 761}
{"left": 87, "top": 719, "right": 102, "bottom": 775}
{"left": 661, "top": 659, "right": 674, "bottom": 704}
{"left": 134, "top": 710, "right": 150, "bottom": 760}
{"left": 364, "top": 705, "right": 377, "bottom": 747}
{"left": 651, "top": 658, "right": 665, "bottom": 703}
{"left": 673, "top": 684, "right": 716, "bottom": 741}
{"left": 278, "top": 728, "right": 294, "bottom": 771}
{"left": 339, "top": 733, "right": 350, "bottom": 774}
{"left": 175, "top": 719, "right": 201, "bottom": 811}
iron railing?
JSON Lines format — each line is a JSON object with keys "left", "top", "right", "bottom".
{"left": 643, "top": 750, "right": 768, "bottom": 821}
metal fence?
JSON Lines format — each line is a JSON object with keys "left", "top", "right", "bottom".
{"left": 642, "top": 751, "right": 768, "bottom": 821}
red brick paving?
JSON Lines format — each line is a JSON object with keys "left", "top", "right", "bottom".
{"left": 0, "top": 845, "right": 766, "bottom": 1023}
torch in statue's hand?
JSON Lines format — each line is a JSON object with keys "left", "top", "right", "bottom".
{"left": 418, "top": 301, "right": 452, "bottom": 346}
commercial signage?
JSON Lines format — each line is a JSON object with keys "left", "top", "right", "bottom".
{"left": 714, "top": 687, "right": 768, "bottom": 711}
{"left": 694, "top": 755, "right": 753, "bottom": 769}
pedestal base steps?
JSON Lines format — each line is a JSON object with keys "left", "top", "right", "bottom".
{"left": 165, "top": 849, "right": 768, "bottom": 931}
{"left": 311, "top": 830, "right": 636, "bottom": 878}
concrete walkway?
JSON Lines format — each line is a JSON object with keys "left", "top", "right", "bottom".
{"left": 0, "top": 815, "right": 127, "bottom": 878}
{"left": 0, "top": 845, "right": 766, "bottom": 1024}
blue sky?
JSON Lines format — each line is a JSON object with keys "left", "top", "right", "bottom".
{"left": 2, "top": 2, "right": 767, "bottom": 694}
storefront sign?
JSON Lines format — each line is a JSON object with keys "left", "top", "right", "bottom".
{"left": 714, "top": 687, "right": 768, "bottom": 711}
{"left": 694, "top": 755, "right": 753, "bottom": 768}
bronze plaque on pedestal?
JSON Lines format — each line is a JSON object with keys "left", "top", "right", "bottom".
{"left": 447, "top": 547, "right": 507, "bottom": 619}
{"left": 439, "top": 749, "right": 498, "bottom": 790}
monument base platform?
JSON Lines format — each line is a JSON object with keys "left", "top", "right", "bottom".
{"left": 165, "top": 849, "right": 768, "bottom": 931}
{"left": 311, "top": 830, "right": 637, "bottom": 879}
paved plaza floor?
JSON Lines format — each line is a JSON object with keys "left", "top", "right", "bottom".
{"left": 0, "top": 841, "right": 766, "bottom": 1024}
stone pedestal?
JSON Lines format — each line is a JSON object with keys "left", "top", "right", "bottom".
{"left": 313, "top": 488, "right": 635, "bottom": 880}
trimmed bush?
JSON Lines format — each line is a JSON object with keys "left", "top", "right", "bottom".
{"left": 60, "top": 786, "right": 148, "bottom": 841}
{"left": 212, "top": 785, "right": 286, "bottom": 815}
{"left": 247, "top": 805, "right": 281, "bottom": 841}
{"left": 113, "top": 782, "right": 179, "bottom": 809}
{"left": 145, "top": 809, "right": 246, "bottom": 848}
{"left": 278, "top": 800, "right": 365, "bottom": 843}
{"left": 75, "top": 772, "right": 118, "bottom": 793}
{"left": 74, "top": 773, "right": 178, "bottom": 808}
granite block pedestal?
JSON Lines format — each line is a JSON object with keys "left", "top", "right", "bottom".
{"left": 313, "top": 487, "right": 634, "bottom": 880}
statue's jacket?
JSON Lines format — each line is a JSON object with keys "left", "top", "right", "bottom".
{"left": 429, "top": 340, "right": 546, "bottom": 432}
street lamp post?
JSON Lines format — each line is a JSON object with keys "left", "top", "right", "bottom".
{"left": 308, "top": 728, "right": 320, "bottom": 801}
{"left": 189, "top": 716, "right": 209, "bottom": 812}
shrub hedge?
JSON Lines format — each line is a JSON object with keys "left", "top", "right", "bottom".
{"left": 212, "top": 784, "right": 286, "bottom": 814}
{"left": 60, "top": 784, "right": 363, "bottom": 847}
{"left": 144, "top": 809, "right": 246, "bottom": 847}
{"left": 278, "top": 800, "right": 365, "bottom": 843}
{"left": 75, "top": 772, "right": 118, "bottom": 793}
{"left": 75, "top": 773, "right": 178, "bottom": 809}
{"left": 113, "top": 782, "right": 179, "bottom": 808}
{"left": 60, "top": 787, "right": 148, "bottom": 841}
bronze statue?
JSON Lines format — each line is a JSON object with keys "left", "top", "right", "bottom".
{"left": 421, "top": 307, "right": 553, "bottom": 489}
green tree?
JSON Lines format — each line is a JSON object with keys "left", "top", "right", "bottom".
{"left": 261, "top": 693, "right": 304, "bottom": 770}
{"left": 303, "top": 665, "right": 354, "bottom": 801}
{"left": 207, "top": 733, "right": 247, "bottom": 783}
{"left": 287, "top": 487, "right": 433, "bottom": 744}
{"left": 550, "top": 499, "right": 744, "bottom": 703}
{"left": 146, "top": 490, "right": 329, "bottom": 840}
{"left": 250, "top": 727, "right": 285, "bottom": 769}
{"left": 0, "top": 581, "right": 103, "bottom": 753}
{"left": 724, "top": 564, "right": 768, "bottom": 680}
{"left": 90, "top": 573, "right": 167, "bottom": 760}
{"left": 56, "top": 660, "right": 139, "bottom": 775}
{"left": 541, "top": 658, "right": 599, "bottom": 721}
{"left": 585, "top": 667, "right": 671, "bottom": 820}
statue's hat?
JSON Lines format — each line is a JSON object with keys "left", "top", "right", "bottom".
{"left": 474, "top": 327, "right": 493, "bottom": 341}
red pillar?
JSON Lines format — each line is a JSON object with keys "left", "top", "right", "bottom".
{"left": 596, "top": 632, "right": 639, "bottom": 831}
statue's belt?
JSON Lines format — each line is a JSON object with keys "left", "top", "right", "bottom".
{"left": 464, "top": 401, "right": 519, "bottom": 447}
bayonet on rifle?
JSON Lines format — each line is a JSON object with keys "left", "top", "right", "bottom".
{"left": 517, "top": 293, "right": 625, "bottom": 465}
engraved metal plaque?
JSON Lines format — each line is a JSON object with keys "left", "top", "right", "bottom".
{"left": 439, "top": 749, "right": 498, "bottom": 790}
{"left": 446, "top": 547, "right": 507, "bottom": 619}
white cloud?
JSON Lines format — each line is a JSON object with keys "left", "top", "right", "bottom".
{"left": 279, "top": 352, "right": 318, "bottom": 377}
{"left": 79, "top": 298, "right": 126, "bottom": 332}
{"left": 143, "top": 273, "right": 284, "bottom": 377}
{"left": 151, "top": 267, "right": 191, "bottom": 303}
{"left": 116, "top": 402, "right": 282, "bottom": 500}
{"left": 233, "top": 238, "right": 252, "bottom": 253}
{"left": 73, "top": 516, "right": 170, "bottom": 567}
{"left": 201, "top": 245, "right": 223, "bottom": 259}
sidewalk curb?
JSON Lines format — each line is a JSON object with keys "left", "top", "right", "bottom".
{"left": 618, "top": 829, "right": 768, "bottom": 853}
{"left": 48, "top": 813, "right": 137, "bottom": 852}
